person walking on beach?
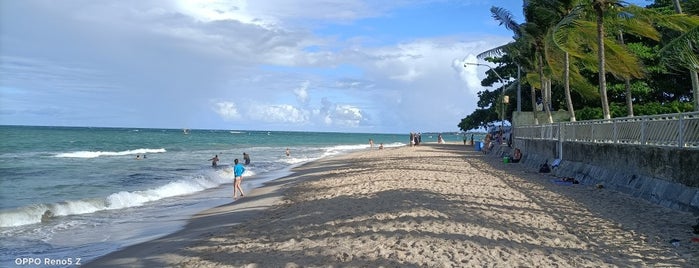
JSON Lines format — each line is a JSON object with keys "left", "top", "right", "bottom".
{"left": 243, "top": 152, "right": 251, "bottom": 165}
{"left": 233, "top": 158, "right": 245, "bottom": 199}
{"left": 209, "top": 154, "right": 219, "bottom": 167}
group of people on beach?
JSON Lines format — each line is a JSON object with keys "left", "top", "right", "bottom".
{"left": 369, "top": 139, "right": 384, "bottom": 150}
{"left": 480, "top": 132, "right": 522, "bottom": 163}
{"left": 410, "top": 132, "right": 422, "bottom": 146}
{"left": 208, "top": 153, "right": 250, "bottom": 199}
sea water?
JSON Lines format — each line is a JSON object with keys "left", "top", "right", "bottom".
{"left": 0, "top": 126, "right": 466, "bottom": 266}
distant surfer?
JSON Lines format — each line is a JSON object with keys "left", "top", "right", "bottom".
{"left": 209, "top": 154, "right": 219, "bottom": 167}
{"left": 233, "top": 158, "right": 245, "bottom": 199}
{"left": 243, "top": 152, "right": 251, "bottom": 165}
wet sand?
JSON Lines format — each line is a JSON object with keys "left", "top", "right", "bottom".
{"left": 88, "top": 143, "right": 699, "bottom": 267}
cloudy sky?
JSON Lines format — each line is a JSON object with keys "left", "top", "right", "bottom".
{"left": 0, "top": 0, "right": 647, "bottom": 133}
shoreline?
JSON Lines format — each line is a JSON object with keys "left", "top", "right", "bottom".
{"left": 84, "top": 151, "right": 356, "bottom": 267}
{"left": 87, "top": 143, "right": 698, "bottom": 267}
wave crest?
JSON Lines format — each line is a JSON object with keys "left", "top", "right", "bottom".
{"left": 55, "top": 148, "right": 166, "bottom": 158}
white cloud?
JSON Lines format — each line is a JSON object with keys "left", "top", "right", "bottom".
{"left": 0, "top": 0, "right": 518, "bottom": 132}
{"left": 457, "top": 54, "right": 485, "bottom": 93}
{"left": 316, "top": 98, "right": 364, "bottom": 128}
{"left": 294, "top": 80, "right": 310, "bottom": 106}
{"left": 214, "top": 101, "right": 240, "bottom": 120}
{"left": 331, "top": 104, "right": 364, "bottom": 127}
{"left": 247, "top": 103, "right": 308, "bottom": 124}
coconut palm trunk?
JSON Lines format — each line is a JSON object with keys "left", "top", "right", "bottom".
{"left": 531, "top": 83, "right": 539, "bottom": 125}
{"left": 618, "top": 30, "right": 634, "bottom": 117}
{"left": 564, "top": 52, "right": 576, "bottom": 121}
{"left": 537, "top": 53, "right": 554, "bottom": 123}
{"left": 594, "top": 1, "right": 612, "bottom": 119}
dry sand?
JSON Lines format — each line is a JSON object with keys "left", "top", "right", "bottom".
{"left": 88, "top": 143, "right": 699, "bottom": 267}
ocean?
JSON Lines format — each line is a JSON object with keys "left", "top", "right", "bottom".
{"left": 0, "top": 125, "right": 467, "bottom": 266}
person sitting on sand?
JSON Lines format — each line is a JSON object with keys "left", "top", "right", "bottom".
{"left": 379, "top": 143, "right": 384, "bottom": 150}
{"left": 511, "top": 148, "right": 522, "bottom": 163}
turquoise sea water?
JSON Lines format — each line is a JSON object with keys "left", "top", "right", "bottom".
{"left": 0, "top": 125, "right": 468, "bottom": 266}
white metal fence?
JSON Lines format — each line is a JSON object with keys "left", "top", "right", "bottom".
{"left": 515, "top": 111, "right": 699, "bottom": 149}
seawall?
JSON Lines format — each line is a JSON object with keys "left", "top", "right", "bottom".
{"left": 496, "top": 139, "right": 699, "bottom": 215}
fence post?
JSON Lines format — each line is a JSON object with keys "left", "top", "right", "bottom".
{"left": 613, "top": 119, "right": 618, "bottom": 144}
{"left": 592, "top": 122, "right": 595, "bottom": 143}
{"left": 679, "top": 112, "right": 684, "bottom": 148}
{"left": 641, "top": 117, "right": 647, "bottom": 145}
{"left": 558, "top": 122, "right": 563, "bottom": 160}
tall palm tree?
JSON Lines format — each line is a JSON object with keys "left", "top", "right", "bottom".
{"left": 522, "top": 3, "right": 556, "bottom": 123}
{"left": 666, "top": 0, "right": 699, "bottom": 111}
{"left": 592, "top": 0, "right": 618, "bottom": 119}
{"left": 479, "top": 6, "right": 542, "bottom": 125}
{"left": 618, "top": 30, "right": 634, "bottom": 116}
{"left": 555, "top": 1, "right": 679, "bottom": 119}
{"left": 536, "top": 0, "right": 594, "bottom": 122}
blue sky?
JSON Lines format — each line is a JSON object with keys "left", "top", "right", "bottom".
{"left": 0, "top": 0, "right": 651, "bottom": 133}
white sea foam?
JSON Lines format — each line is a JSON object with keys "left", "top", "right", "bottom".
{"left": 55, "top": 148, "right": 166, "bottom": 158}
{"left": 322, "top": 144, "right": 369, "bottom": 157}
{"left": 0, "top": 169, "right": 229, "bottom": 228}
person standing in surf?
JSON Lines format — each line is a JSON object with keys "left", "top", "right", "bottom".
{"left": 209, "top": 154, "right": 219, "bottom": 167}
{"left": 243, "top": 152, "right": 251, "bottom": 165}
{"left": 233, "top": 158, "right": 245, "bottom": 199}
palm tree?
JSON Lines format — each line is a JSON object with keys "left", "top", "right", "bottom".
{"left": 665, "top": 0, "right": 699, "bottom": 111}
{"left": 618, "top": 30, "right": 634, "bottom": 116}
{"left": 522, "top": 4, "right": 556, "bottom": 123}
{"left": 555, "top": 1, "right": 677, "bottom": 119}
{"left": 536, "top": 0, "right": 593, "bottom": 122}
{"left": 592, "top": 0, "right": 618, "bottom": 119}
{"left": 479, "top": 6, "right": 542, "bottom": 125}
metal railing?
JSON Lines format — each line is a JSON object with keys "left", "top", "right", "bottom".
{"left": 515, "top": 111, "right": 699, "bottom": 149}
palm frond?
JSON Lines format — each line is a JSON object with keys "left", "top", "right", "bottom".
{"left": 477, "top": 43, "right": 512, "bottom": 60}
{"left": 660, "top": 26, "right": 699, "bottom": 71}
{"left": 491, "top": 6, "right": 522, "bottom": 38}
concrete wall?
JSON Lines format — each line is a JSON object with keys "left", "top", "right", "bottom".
{"left": 509, "top": 138, "right": 699, "bottom": 214}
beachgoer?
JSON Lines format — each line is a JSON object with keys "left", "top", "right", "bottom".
{"left": 511, "top": 148, "right": 522, "bottom": 163}
{"left": 209, "top": 154, "right": 219, "bottom": 167}
{"left": 243, "top": 152, "right": 251, "bottom": 165}
{"left": 379, "top": 143, "right": 384, "bottom": 150}
{"left": 484, "top": 133, "right": 492, "bottom": 154}
{"left": 233, "top": 158, "right": 245, "bottom": 199}
{"left": 136, "top": 154, "right": 141, "bottom": 160}
{"left": 369, "top": 139, "right": 374, "bottom": 148}
{"left": 438, "top": 134, "right": 444, "bottom": 144}
{"left": 470, "top": 134, "right": 474, "bottom": 145}
{"left": 285, "top": 148, "right": 290, "bottom": 157}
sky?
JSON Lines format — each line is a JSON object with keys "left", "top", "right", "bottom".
{"left": 0, "top": 0, "right": 650, "bottom": 133}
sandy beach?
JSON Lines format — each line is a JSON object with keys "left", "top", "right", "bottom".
{"left": 88, "top": 143, "right": 699, "bottom": 267}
